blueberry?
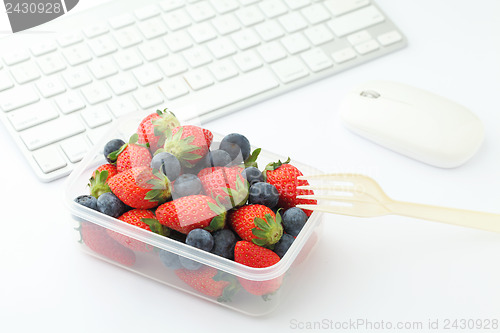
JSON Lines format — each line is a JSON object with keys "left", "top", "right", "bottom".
{"left": 74, "top": 195, "right": 98, "bottom": 210}
{"left": 248, "top": 182, "right": 279, "bottom": 208}
{"left": 151, "top": 152, "right": 181, "bottom": 181}
{"left": 281, "top": 207, "right": 307, "bottom": 237}
{"left": 158, "top": 249, "right": 182, "bottom": 270}
{"left": 179, "top": 257, "right": 203, "bottom": 270}
{"left": 96, "top": 192, "right": 127, "bottom": 218}
{"left": 186, "top": 228, "right": 214, "bottom": 252}
{"left": 104, "top": 139, "right": 125, "bottom": 163}
{"left": 273, "top": 234, "right": 295, "bottom": 258}
{"left": 220, "top": 133, "right": 251, "bottom": 161}
{"left": 205, "top": 149, "right": 232, "bottom": 167}
{"left": 211, "top": 229, "right": 238, "bottom": 260}
{"left": 241, "top": 167, "right": 263, "bottom": 186}
{"left": 172, "top": 174, "right": 203, "bottom": 198}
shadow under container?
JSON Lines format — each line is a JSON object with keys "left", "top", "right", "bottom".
{"left": 63, "top": 113, "right": 324, "bottom": 316}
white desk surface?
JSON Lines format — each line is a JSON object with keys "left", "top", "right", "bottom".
{"left": 1, "top": 1, "right": 499, "bottom": 332}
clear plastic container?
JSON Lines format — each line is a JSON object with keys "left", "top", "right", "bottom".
{"left": 63, "top": 112, "right": 324, "bottom": 316}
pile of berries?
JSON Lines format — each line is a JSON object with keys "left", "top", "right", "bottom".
{"left": 75, "top": 109, "right": 316, "bottom": 300}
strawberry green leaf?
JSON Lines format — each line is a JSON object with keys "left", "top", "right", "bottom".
{"left": 107, "top": 143, "right": 128, "bottom": 163}
{"left": 244, "top": 148, "right": 261, "bottom": 168}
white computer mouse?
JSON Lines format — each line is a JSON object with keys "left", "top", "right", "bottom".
{"left": 339, "top": 80, "right": 484, "bottom": 168}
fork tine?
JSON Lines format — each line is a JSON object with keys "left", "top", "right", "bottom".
{"left": 298, "top": 173, "right": 367, "bottom": 182}
{"left": 296, "top": 204, "right": 375, "bottom": 217}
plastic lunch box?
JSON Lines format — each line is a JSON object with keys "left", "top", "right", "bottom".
{"left": 63, "top": 111, "right": 324, "bottom": 316}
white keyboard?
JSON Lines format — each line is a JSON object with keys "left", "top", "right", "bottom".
{"left": 0, "top": 0, "right": 406, "bottom": 182}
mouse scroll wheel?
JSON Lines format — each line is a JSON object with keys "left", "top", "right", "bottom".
{"left": 360, "top": 90, "right": 381, "bottom": 99}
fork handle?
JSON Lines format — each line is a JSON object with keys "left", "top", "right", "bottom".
{"left": 387, "top": 201, "right": 500, "bottom": 233}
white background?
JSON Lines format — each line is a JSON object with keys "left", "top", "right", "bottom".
{"left": 1, "top": 0, "right": 500, "bottom": 332}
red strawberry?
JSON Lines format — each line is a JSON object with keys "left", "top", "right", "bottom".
{"left": 108, "top": 166, "right": 171, "bottom": 209}
{"left": 228, "top": 204, "right": 283, "bottom": 247}
{"left": 175, "top": 266, "right": 239, "bottom": 300}
{"left": 79, "top": 221, "right": 136, "bottom": 266}
{"left": 155, "top": 194, "right": 226, "bottom": 234}
{"left": 88, "top": 164, "right": 118, "bottom": 198}
{"left": 162, "top": 125, "right": 213, "bottom": 168}
{"left": 198, "top": 166, "right": 248, "bottom": 209}
{"left": 108, "top": 143, "right": 152, "bottom": 173}
{"left": 234, "top": 241, "right": 282, "bottom": 295}
{"left": 137, "top": 109, "right": 180, "bottom": 153}
{"left": 107, "top": 209, "right": 169, "bottom": 252}
{"left": 264, "top": 158, "right": 316, "bottom": 216}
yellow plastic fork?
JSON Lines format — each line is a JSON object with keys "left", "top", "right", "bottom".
{"left": 296, "top": 173, "right": 500, "bottom": 233}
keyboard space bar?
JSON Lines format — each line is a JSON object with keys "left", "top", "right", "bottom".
{"left": 168, "top": 68, "right": 280, "bottom": 122}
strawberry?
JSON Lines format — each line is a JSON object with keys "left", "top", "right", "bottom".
{"left": 137, "top": 109, "right": 180, "bottom": 153}
{"left": 108, "top": 166, "right": 171, "bottom": 209}
{"left": 108, "top": 143, "right": 152, "bottom": 173}
{"left": 155, "top": 194, "right": 226, "bottom": 234}
{"left": 175, "top": 266, "right": 239, "bottom": 301}
{"left": 264, "top": 158, "right": 316, "bottom": 216}
{"left": 198, "top": 166, "right": 248, "bottom": 209}
{"left": 161, "top": 125, "right": 213, "bottom": 169}
{"left": 79, "top": 221, "right": 136, "bottom": 266}
{"left": 88, "top": 164, "right": 118, "bottom": 198}
{"left": 234, "top": 240, "right": 282, "bottom": 295}
{"left": 107, "top": 209, "right": 169, "bottom": 252}
{"left": 228, "top": 204, "right": 283, "bottom": 247}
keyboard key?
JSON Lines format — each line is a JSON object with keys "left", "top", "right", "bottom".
{"left": 57, "top": 32, "right": 83, "bottom": 47}
{"left": 114, "top": 50, "right": 143, "bottom": 70}
{"left": 30, "top": 41, "right": 57, "bottom": 57}
{"left": 87, "top": 124, "right": 112, "bottom": 145}
{"left": 113, "top": 26, "right": 143, "bottom": 48}
{"left": 347, "top": 30, "right": 372, "bottom": 45}
{"left": 3, "top": 49, "right": 30, "bottom": 65}
{"left": 133, "top": 87, "right": 164, "bottom": 109}
{"left": 258, "top": 0, "right": 288, "bottom": 18}
{"left": 284, "top": 0, "right": 310, "bottom": 10}
{"left": 107, "top": 73, "right": 138, "bottom": 95}
{"left": 377, "top": 30, "right": 403, "bottom": 46}
{"left": 184, "top": 68, "right": 214, "bottom": 90}
{"left": 21, "top": 115, "right": 86, "bottom": 151}
{"left": 279, "top": 12, "right": 308, "bottom": 33}
{"left": 188, "top": 22, "right": 217, "bottom": 43}
{"left": 235, "top": 5, "right": 265, "bottom": 27}
{"left": 163, "top": 31, "right": 193, "bottom": 52}
{"left": 35, "top": 77, "right": 66, "bottom": 98}
{"left": 7, "top": 101, "right": 59, "bottom": 131}
{"left": 160, "top": 0, "right": 185, "bottom": 12}
{"left": 354, "top": 39, "right": 379, "bottom": 54}
{"left": 231, "top": 29, "right": 260, "bottom": 50}
{"left": 83, "top": 24, "right": 109, "bottom": 38}
{"left": 62, "top": 44, "right": 93, "bottom": 66}
{"left": 280, "top": 33, "right": 310, "bottom": 54}
{"left": 324, "top": 0, "right": 370, "bottom": 17}
{"left": 135, "top": 4, "right": 161, "bottom": 20}
{"left": 80, "top": 105, "right": 112, "bottom": 128}
{"left": 211, "top": 14, "right": 241, "bottom": 35}
{"left": 138, "top": 40, "right": 169, "bottom": 61}
{"left": 62, "top": 67, "right": 93, "bottom": 89}
{"left": 133, "top": 64, "right": 163, "bottom": 86}
{"left": 331, "top": 47, "right": 357, "bottom": 63}
{"left": 138, "top": 17, "right": 168, "bottom": 39}
{"left": 327, "top": 5, "right": 384, "bottom": 37}
{"left": 36, "top": 53, "right": 66, "bottom": 75}
{"left": 0, "top": 86, "right": 39, "bottom": 112}
{"left": 206, "top": 37, "right": 237, "bottom": 59}
{"left": 255, "top": 20, "right": 285, "bottom": 42}
{"left": 301, "top": 4, "right": 330, "bottom": 24}
{"left": 88, "top": 35, "right": 118, "bottom": 57}
{"left": 233, "top": 50, "right": 262, "bottom": 72}
{"left": 158, "top": 77, "right": 190, "bottom": 99}
{"left": 304, "top": 25, "right": 334, "bottom": 46}
{"left": 88, "top": 58, "right": 118, "bottom": 79}
{"left": 60, "top": 135, "right": 89, "bottom": 163}
{"left": 107, "top": 97, "right": 138, "bottom": 118}
{"left": 108, "top": 13, "right": 135, "bottom": 29}
{"left": 209, "top": 0, "right": 238, "bottom": 14}
{"left": 81, "top": 82, "right": 112, "bottom": 105}
{"left": 163, "top": 9, "right": 192, "bottom": 31}
{"left": 301, "top": 48, "right": 333, "bottom": 72}
{"left": 208, "top": 59, "right": 239, "bottom": 81}
{"left": 183, "top": 46, "right": 213, "bottom": 67}
{"left": 55, "top": 92, "right": 86, "bottom": 114}
{"left": 0, "top": 70, "right": 14, "bottom": 91}
{"left": 271, "top": 57, "right": 309, "bottom": 83}
{"left": 187, "top": 1, "right": 216, "bottom": 22}
{"left": 33, "top": 146, "right": 67, "bottom": 174}
{"left": 10, "top": 62, "right": 40, "bottom": 84}
{"left": 158, "top": 55, "right": 189, "bottom": 77}
{"left": 257, "top": 41, "right": 287, "bottom": 63}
